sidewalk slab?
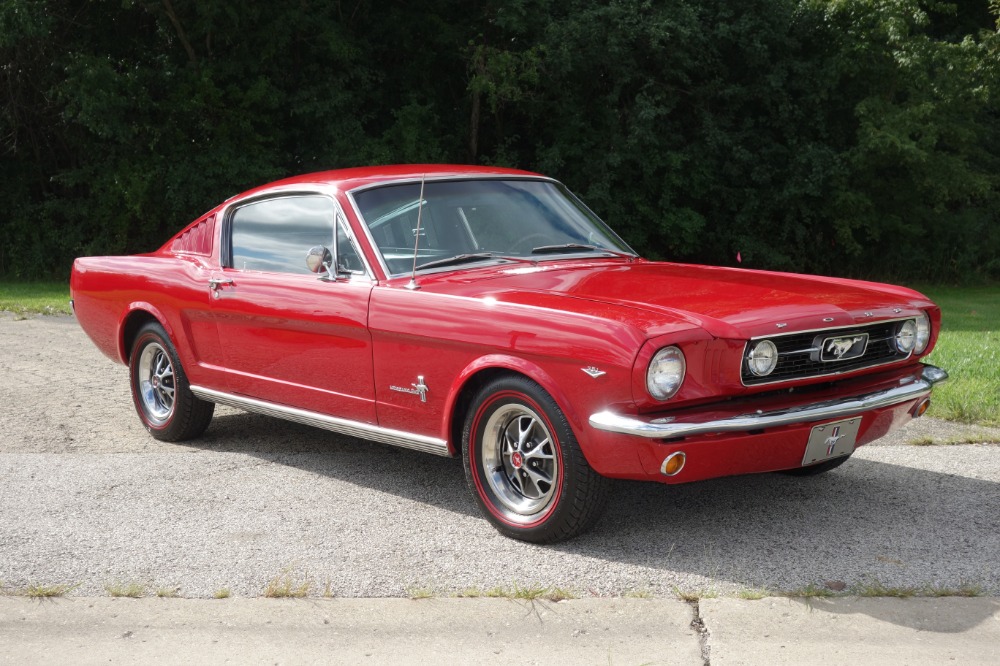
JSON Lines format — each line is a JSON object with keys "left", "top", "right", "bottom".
{"left": 702, "top": 596, "right": 1000, "bottom": 665}
{"left": 0, "top": 597, "right": 702, "bottom": 665}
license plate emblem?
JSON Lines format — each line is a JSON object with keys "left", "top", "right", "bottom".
{"left": 802, "top": 417, "right": 861, "bottom": 465}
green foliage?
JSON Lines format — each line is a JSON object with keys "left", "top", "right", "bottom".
{"left": 922, "top": 285, "right": 1000, "bottom": 425}
{"left": 1, "top": 0, "right": 998, "bottom": 281}
{"left": 820, "top": 1, "right": 1000, "bottom": 281}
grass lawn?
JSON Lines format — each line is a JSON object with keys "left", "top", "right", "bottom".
{"left": 0, "top": 280, "right": 72, "bottom": 315}
{"left": 917, "top": 285, "right": 1000, "bottom": 426}
{"left": 2, "top": 280, "right": 997, "bottom": 425}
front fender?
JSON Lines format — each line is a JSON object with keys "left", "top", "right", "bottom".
{"left": 444, "top": 353, "right": 621, "bottom": 460}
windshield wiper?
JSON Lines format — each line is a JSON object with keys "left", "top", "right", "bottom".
{"left": 530, "top": 243, "right": 637, "bottom": 259}
{"left": 416, "top": 252, "right": 532, "bottom": 271}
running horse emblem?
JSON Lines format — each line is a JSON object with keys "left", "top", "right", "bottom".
{"left": 826, "top": 336, "right": 865, "bottom": 360}
{"left": 824, "top": 426, "right": 844, "bottom": 455}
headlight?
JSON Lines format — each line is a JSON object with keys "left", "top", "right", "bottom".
{"left": 895, "top": 319, "right": 917, "bottom": 353}
{"left": 747, "top": 340, "right": 778, "bottom": 377}
{"left": 647, "top": 346, "right": 686, "bottom": 400}
{"left": 914, "top": 312, "right": 930, "bottom": 353}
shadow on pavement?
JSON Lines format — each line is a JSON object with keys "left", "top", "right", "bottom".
{"left": 787, "top": 596, "right": 1000, "bottom": 633}
{"left": 188, "top": 411, "right": 1000, "bottom": 632}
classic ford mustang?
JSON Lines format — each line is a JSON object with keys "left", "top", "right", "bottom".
{"left": 71, "top": 165, "right": 948, "bottom": 542}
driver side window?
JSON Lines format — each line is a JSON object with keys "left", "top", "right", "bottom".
{"left": 230, "top": 196, "right": 335, "bottom": 275}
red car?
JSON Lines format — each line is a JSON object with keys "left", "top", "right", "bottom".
{"left": 71, "top": 165, "right": 948, "bottom": 542}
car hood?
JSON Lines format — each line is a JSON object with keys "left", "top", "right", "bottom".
{"left": 432, "top": 260, "right": 933, "bottom": 340}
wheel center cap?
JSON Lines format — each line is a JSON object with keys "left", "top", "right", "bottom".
{"left": 511, "top": 451, "right": 524, "bottom": 469}
{"left": 151, "top": 377, "right": 159, "bottom": 388}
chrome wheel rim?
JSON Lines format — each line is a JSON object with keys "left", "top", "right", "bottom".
{"left": 138, "top": 342, "right": 175, "bottom": 425}
{"left": 481, "top": 403, "right": 558, "bottom": 521}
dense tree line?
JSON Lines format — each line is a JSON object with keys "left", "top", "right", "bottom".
{"left": 2, "top": 0, "right": 998, "bottom": 281}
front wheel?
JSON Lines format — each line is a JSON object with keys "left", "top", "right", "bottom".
{"left": 129, "top": 322, "right": 214, "bottom": 442}
{"left": 462, "top": 375, "right": 611, "bottom": 543}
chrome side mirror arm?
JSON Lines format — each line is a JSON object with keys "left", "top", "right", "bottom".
{"left": 306, "top": 246, "right": 338, "bottom": 281}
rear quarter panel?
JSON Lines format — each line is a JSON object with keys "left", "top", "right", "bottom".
{"left": 71, "top": 255, "right": 222, "bottom": 385}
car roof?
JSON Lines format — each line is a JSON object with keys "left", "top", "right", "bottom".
{"left": 237, "top": 164, "right": 544, "bottom": 198}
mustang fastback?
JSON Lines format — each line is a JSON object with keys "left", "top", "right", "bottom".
{"left": 71, "top": 165, "right": 948, "bottom": 542}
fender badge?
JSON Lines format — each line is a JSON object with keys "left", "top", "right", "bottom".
{"left": 390, "top": 376, "right": 429, "bottom": 402}
{"left": 582, "top": 367, "right": 606, "bottom": 379}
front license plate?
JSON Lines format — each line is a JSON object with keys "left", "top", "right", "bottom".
{"left": 802, "top": 417, "right": 862, "bottom": 466}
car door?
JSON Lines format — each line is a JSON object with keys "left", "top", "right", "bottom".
{"left": 209, "top": 193, "right": 377, "bottom": 424}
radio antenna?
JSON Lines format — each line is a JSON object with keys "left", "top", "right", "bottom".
{"left": 406, "top": 175, "right": 426, "bottom": 290}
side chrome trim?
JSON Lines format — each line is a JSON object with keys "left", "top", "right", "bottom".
{"left": 589, "top": 365, "right": 948, "bottom": 439}
{"left": 190, "top": 386, "right": 451, "bottom": 457}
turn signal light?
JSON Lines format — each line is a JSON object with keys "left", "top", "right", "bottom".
{"left": 913, "top": 398, "right": 931, "bottom": 418}
{"left": 660, "top": 451, "right": 686, "bottom": 477}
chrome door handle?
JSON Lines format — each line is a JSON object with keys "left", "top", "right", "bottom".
{"left": 208, "top": 278, "right": 234, "bottom": 290}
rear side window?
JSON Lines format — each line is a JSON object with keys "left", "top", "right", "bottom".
{"left": 230, "top": 196, "right": 334, "bottom": 274}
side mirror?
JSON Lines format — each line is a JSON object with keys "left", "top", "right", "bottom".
{"left": 306, "top": 246, "right": 335, "bottom": 280}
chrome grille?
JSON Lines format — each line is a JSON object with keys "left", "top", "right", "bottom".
{"left": 741, "top": 321, "right": 910, "bottom": 385}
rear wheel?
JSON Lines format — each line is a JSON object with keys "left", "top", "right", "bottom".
{"left": 129, "top": 322, "right": 214, "bottom": 441}
{"left": 462, "top": 375, "right": 611, "bottom": 543}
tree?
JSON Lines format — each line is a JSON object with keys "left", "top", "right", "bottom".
{"left": 1, "top": 0, "right": 997, "bottom": 281}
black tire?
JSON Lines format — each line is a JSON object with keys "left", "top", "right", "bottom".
{"left": 129, "top": 322, "right": 214, "bottom": 442}
{"left": 462, "top": 375, "right": 612, "bottom": 543}
{"left": 779, "top": 453, "right": 852, "bottom": 476}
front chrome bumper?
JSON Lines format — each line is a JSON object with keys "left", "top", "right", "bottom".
{"left": 589, "top": 364, "right": 948, "bottom": 439}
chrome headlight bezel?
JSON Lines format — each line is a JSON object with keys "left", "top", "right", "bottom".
{"left": 913, "top": 312, "right": 931, "bottom": 354}
{"left": 646, "top": 346, "right": 686, "bottom": 401}
{"left": 747, "top": 339, "right": 779, "bottom": 377}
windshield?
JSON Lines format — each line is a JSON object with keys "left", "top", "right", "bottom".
{"left": 351, "top": 178, "right": 635, "bottom": 276}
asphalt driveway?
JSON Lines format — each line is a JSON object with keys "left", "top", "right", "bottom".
{"left": 1, "top": 313, "right": 998, "bottom": 600}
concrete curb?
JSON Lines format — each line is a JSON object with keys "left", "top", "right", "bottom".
{"left": 2, "top": 597, "right": 999, "bottom": 665}
{"left": 702, "top": 596, "right": 1000, "bottom": 665}
{"left": 0, "top": 597, "right": 701, "bottom": 665}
